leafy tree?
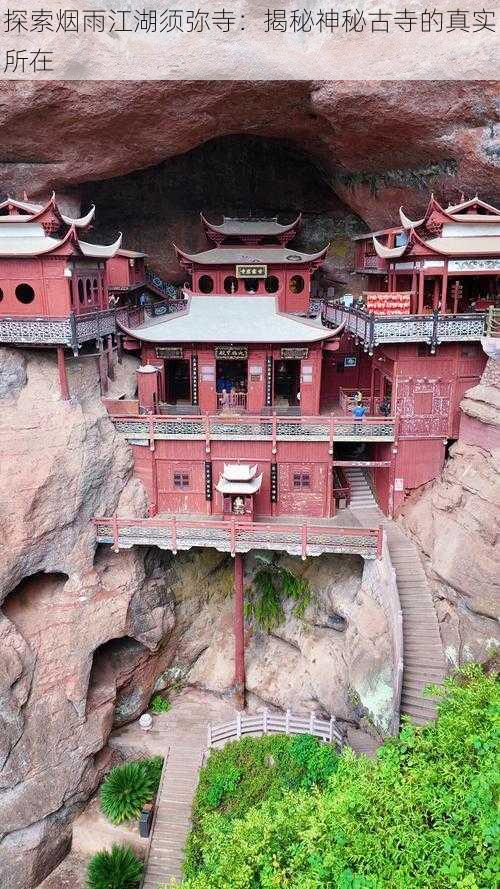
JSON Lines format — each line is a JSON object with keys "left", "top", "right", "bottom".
{"left": 174, "top": 665, "right": 499, "bottom": 888}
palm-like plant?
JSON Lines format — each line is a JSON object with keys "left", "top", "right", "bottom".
{"left": 86, "top": 844, "right": 143, "bottom": 889}
{"left": 100, "top": 762, "right": 154, "bottom": 824}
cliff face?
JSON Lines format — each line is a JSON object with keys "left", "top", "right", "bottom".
{"left": 0, "top": 81, "right": 498, "bottom": 277}
{"left": 400, "top": 357, "right": 500, "bottom": 666}
{"left": 0, "top": 348, "right": 175, "bottom": 889}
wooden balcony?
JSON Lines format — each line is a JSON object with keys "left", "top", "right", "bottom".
{"left": 94, "top": 514, "right": 383, "bottom": 560}
{"left": 116, "top": 297, "right": 189, "bottom": 331}
{"left": 323, "top": 303, "right": 487, "bottom": 351}
{"left": 0, "top": 308, "right": 117, "bottom": 351}
{"left": 109, "top": 411, "right": 397, "bottom": 449}
{"left": 355, "top": 254, "right": 387, "bottom": 273}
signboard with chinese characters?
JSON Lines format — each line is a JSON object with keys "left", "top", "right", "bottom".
{"left": 156, "top": 347, "right": 183, "bottom": 359}
{"left": 344, "top": 356, "right": 357, "bottom": 368}
{"left": 235, "top": 264, "right": 268, "bottom": 279}
{"left": 215, "top": 346, "right": 248, "bottom": 360}
{"left": 281, "top": 347, "right": 308, "bottom": 359}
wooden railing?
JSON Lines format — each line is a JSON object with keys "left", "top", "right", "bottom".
{"left": 332, "top": 467, "right": 351, "bottom": 507}
{"left": 108, "top": 411, "right": 397, "bottom": 449}
{"left": 323, "top": 303, "right": 487, "bottom": 350}
{"left": 94, "top": 515, "right": 383, "bottom": 560}
{"left": 338, "top": 387, "right": 372, "bottom": 414}
{"left": 0, "top": 308, "right": 117, "bottom": 349}
{"left": 116, "top": 296, "right": 188, "bottom": 330}
{"left": 217, "top": 391, "right": 248, "bottom": 410}
{"left": 208, "top": 709, "right": 344, "bottom": 749}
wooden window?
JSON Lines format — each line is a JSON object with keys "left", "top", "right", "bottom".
{"left": 173, "top": 472, "right": 190, "bottom": 489}
{"left": 293, "top": 471, "right": 310, "bottom": 489}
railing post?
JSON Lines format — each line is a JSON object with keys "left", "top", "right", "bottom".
{"left": 301, "top": 524, "right": 308, "bottom": 561}
{"left": 272, "top": 411, "right": 277, "bottom": 455}
{"left": 204, "top": 414, "right": 211, "bottom": 454}
{"left": 230, "top": 517, "right": 236, "bottom": 558}
{"left": 263, "top": 709, "right": 268, "bottom": 735}
{"left": 171, "top": 515, "right": 177, "bottom": 554}
{"left": 309, "top": 711, "right": 315, "bottom": 732}
{"left": 112, "top": 514, "right": 119, "bottom": 553}
{"left": 207, "top": 723, "right": 212, "bottom": 749}
{"left": 329, "top": 715, "right": 334, "bottom": 743}
{"left": 236, "top": 710, "right": 242, "bottom": 740}
{"left": 285, "top": 709, "right": 290, "bottom": 735}
{"left": 329, "top": 412, "right": 335, "bottom": 455}
{"left": 148, "top": 417, "right": 155, "bottom": 452}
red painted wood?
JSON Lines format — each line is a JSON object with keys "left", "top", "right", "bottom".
{"left": 233, "top": 553, "right": 245, "bottom": 710}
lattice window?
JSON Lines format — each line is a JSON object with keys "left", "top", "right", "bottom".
{"left": 293, "top": 471, "right": 310, "bottom": 489}
{"left": 173, "top": 472, "right": 190, "bottom": 489}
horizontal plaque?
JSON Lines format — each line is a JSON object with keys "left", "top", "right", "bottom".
{"left": 215, "top": 346, "right": 248, "bottom": 360}
{"left": 156, "top": 347, "right": 183, "bottom": 359}
{"left": 235, "top": 264, "right": 268, "bottom": 279}
{"left": 281, "top": 347, "right": 308, "bottom": 360}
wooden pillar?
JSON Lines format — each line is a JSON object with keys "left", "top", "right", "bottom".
{"left": 411, "top": 269, "right": 417, "bottom": 312}
{"left": 233, "top": 553, "right": 245, "bottom": 711}
{"left": 57, "top": 346, "right": 70, "bottom": 401}
{"left": 107, "top": 335, "right": 115, "bottom": 380}
{"left": 432, "top": 278, "right": 440, "bottom": 310}
{"left": 417, "top": 270, "right": 425, "bottom": 314}
{"left": 452, "top": 281, "right": 460, "bottom": 314}
{"left": 98, "top": 339, "right": 108, "bottom": 395}
{"left": 441, "top": 263, "right": 449, "bottom": 314}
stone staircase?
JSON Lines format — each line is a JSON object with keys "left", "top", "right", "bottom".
{"left": 345, "top": 467, "right": 378, "bottom": 509}
{"left": 348, "top": 470, "right": 446, "bottom": 725}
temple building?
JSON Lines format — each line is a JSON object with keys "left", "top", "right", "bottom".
{"left": 0, "top": 193, "right": 165, "bottom": 396}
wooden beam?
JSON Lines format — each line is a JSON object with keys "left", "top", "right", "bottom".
{"left": 57, "top": 346, "right": 70, "bottom": 400}
{"left": 57, "top": 346, "right": 70, "bottom": 401}
{"left": 233, "top": 553, "right": 245, "bottom": 711}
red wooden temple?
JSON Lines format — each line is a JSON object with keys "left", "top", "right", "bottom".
{"left": 2, "top": 194, "right": 498, "bottom": 706}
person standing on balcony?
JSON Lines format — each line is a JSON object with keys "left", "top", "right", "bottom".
{"left": 353, "top": 402, "right": 367, "bottom": 420}
{"left": 354, "top": 390, "right": 363, "bottom": 406}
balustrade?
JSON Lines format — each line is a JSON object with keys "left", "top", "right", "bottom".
{"left": 110, "top": 411, "right": 396, "bottom": 446}
{"left": 94, "top": 515, "right": 383, "bottom": 560}
{"left": 323, "top": 303, "right": 487, "bottom": 348}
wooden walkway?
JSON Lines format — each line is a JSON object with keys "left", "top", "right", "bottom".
{"left": 142, "top": 725, "right": 206, "bottom": 888}
{"left": 348, "top": 473, "right": 446, "bottom": 725}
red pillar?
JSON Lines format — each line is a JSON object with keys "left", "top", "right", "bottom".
{"left": 57, "top": 346, "right": 70, "bottom": 400}
{"left": 441, "top": 263, "right": 449, "bottom": 314}
{"left": 233, "top": 553, "right": 245, "bottom": 711}
{"left": 417, "top": 271, "right": 425, "bottom": 314}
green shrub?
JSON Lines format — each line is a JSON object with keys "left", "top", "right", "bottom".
{"left": 86, "top": 844, "right": 143, "bottom": 889}
{"left": 100, "top": 758, "right": 163, "bottom": 824}
{"left": 150, "top": 693, "right": 171, "bottom": 714}
{"left": 184, "top": 733, "right": 338, "bottom": 877}
{"left": 142, "top": 754, "right": 164, "bottom": 794}
{"left": 245, "top": 558, "right": 312, "bottom": 631}
{"left": 180, "top": 665, "right": 499, "bottom": 888}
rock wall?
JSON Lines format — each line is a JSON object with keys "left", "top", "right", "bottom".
{"left": 0, "top": 347, "right": 174, "bottom": 889}
{"left": 155, "top": 549, "right": 395, "bottom": 737}
{"left": 0, "top": 82, "right": 498, "bottom": 279}
{"left": 400, "top": 357, "right": 500, "bottom": 667}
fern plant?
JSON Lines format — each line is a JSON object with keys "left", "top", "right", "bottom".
{"left": 100, "top": 762, "right": 155, "bottom": 824}
{"left": 86, "top": 844, "right": 143, "bottom": 889}
{"left": 245, "top": 557, "right": 312, "bottom": 632}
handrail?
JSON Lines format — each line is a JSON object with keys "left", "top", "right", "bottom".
{"left": 93, "top": 515, "right": 383, "bottom": 560}
{"left": 207, "top": 708, "right": 344, "bottom": 749}
{"left": 108, "top": 411, "right": 397, "bottom": 449}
